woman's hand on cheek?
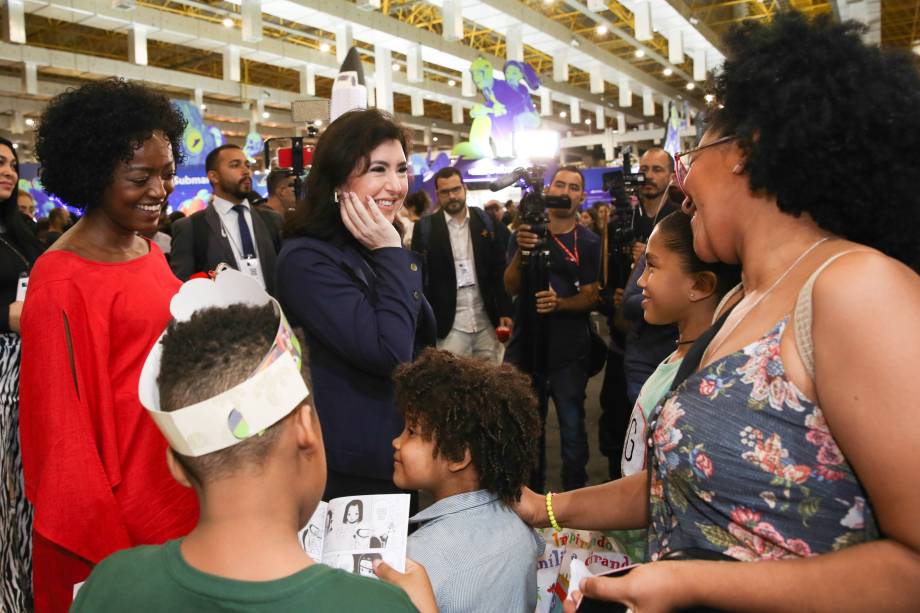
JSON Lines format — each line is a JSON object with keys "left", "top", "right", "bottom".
{"left": 339, "top": 191, "right": 402, "bottom": 250}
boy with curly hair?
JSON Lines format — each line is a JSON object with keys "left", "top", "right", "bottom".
{"left": 392, "top": 348, "right": 544, "bottom": 613}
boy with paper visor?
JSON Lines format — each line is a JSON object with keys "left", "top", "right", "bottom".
{"left": 71, "top": 267, "right": 436, "bottom": 613}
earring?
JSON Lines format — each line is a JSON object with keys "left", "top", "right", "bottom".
{"left": 732, "top": 163, "right": 744, "bottom": 174}
{"left": 333, "top": 191, "right": 339, "bottom": 203}
{"left": 689, "top": 292, "right": 696, "bottom": 299}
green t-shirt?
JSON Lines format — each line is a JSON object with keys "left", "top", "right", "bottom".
{"left": 71, "top": 539, "right": 418, "bottom": 613}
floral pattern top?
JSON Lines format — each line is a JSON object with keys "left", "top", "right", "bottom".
{"left": 647, "top": 317, "right": 879, "bottom": 561}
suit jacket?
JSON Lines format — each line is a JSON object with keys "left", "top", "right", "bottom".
{"left": 169, "top": 203, "right": 282, "bottom": 295}
{"left": 276, "top": 236, "right": 436, "bottom": 480}
{"left": 411, "top": 209, "right": 512, "bottom": 339}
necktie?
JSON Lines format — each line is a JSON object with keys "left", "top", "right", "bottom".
{"left": 232, "top": 204, "right": 256, "bottom": 259}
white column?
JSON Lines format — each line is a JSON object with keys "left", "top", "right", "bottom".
{"left": 642, "top": 87, "right": 654, "bottom": 116}
{"left": 662, "top": 98, "right": 670, "bottom": 120}
{"left": 411, "top": 92, "right": 424, "bottom": 116}
{"left": 461, "top": 69, "right": 475, "bottom": 97}
{"left": 2, "top": 0, "right": 26, "bottom": 45}
{"left": 423, "top": 127, "right": 432, "bottom": 147}
{"left": 693, "top": 50, "right": 707, "bottom": 81}
{"left": 22, "top": 61, "right": 37, "bottom": 95}
{"left": 366, "top": 78, "right": 376, "bottom": 107}
{"left": 442, "top": 0, "right": 463, "bottom": 42}
{"left": 569, "top": 98, "right": 580, "bottom": 124}
{"left": 10, "top": 110, "right": 24, "bottom": 134}
{"left": 407, "top": 44, "right": 423, "bottom": 83}
{"left": 374, "top": 46, "right": 393, "bottom": 112}
{"left": 241, "top": 0, "right": 262, "bottom": 43}
{"left": 634, "top": 1, "right": 652, "bottom": 41}
{"left": 452, "top": 101, "right": 463, "bottom": 124}
{"left": 128, "top": 24, "right": 148, "bottom": 66}
{"left": 618, "top": 76, "right": 632, "bottom": 107}
{"left": 540, "top": 88, "right": 552, "bottom": 116}
{"left": 223, "top": 45, "right": 241, "bottom": 82}
{"left": 193, "top": 88, "right": 204, "bottom": 109}
{"left": 616, "top": 112, "right": 626, "bottom": 134}
{"left": 589, "top": 65, "right": 604, "bottom": 94}
{"left": 553, "top": 52, "right": 568, "bottom": 82}
{"left": 595, "top": 105, "right": 605, "bottom": 129}
{"left": 505, "top": 24, "right": 523, "bottom": 62}
{"left": 336, "top": 25, "right": 353, "bottom": 64}
{"left": 299, "top": 64, "right": 315, "bottom": 96}
{"left": 667, "top": 29, "right": 684, "bottom": 65}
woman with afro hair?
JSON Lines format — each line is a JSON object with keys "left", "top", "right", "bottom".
{"left": 517, "top": 12, "right": 920, "bottom": 611}
{"left": 19, "top": 79, "right": 198, "bottom": 611}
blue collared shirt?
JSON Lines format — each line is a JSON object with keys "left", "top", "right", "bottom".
{"left": 407, "top": 489, "right": 544, "bottom": 613}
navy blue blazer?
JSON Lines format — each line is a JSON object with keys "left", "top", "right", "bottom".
{"left": 276, "top": 236, "right": 436, "bottom": 480}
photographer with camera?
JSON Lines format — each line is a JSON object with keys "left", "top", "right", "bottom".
{"left": 599, "top": 147, "right": 681, "bottom": 479}
{"left": 503, "top": 165, "right": 600, "bottom": 492}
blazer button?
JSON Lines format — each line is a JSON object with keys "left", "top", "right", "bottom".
{"left": 409, "top": 262, "right": 418, "bottom": 272}
{"left": 412, "top": 290, "right": 420, "bottom": 300}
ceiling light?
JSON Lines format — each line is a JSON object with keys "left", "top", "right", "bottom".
{"left": 200, "top": 104, "right": 207, "bottom": 111}
{"left": 634, "top": 49, "right": 645, "bottom": 59}
{"left": 585, "top": 118, "right": 592, "bottom": 125}
{"left": 262, "top": 111, "right": 270, "bottom": 119}
{"left": 913, "top": 40, "right": 920, "bottom": 55}
{"left": 448, "top": 79, "right": 456, "bottom": 86}
{"left": 596, "top": 25, "right": 607, "bottom": 36}
{"left": 686, "top": 82, "right": 696, "bottom": 91}
{"left": 662, "top": 67, "right": 673, "bottom": 77}
{"left": 222, "top": 17, "right": 234, "bottom": 28}
{"left": 319, "top": 42, "right": 331, "bottom": 53}
{"left": 392, "top": 63, "right": 400, "bottom": 71}
{"left": 11, "top": 143, "right": 18, "bottom": 150}
{"left": 559, "top": 111, "right": 567, "bottom": 118}
{"left": 689, "top": 17, "right": 699, "bottom": 25}
{"left": 704, "top": 94, "right": 715, "bottom": 103}
{"left": 432, "top": 136, "right": 439, "bottom": 142}
{"left": 571, "top": 37, "right": 580, "bottom": 48}
{"left": 314, "top": 119, "right": 323, "bottom": 127}
{"left": 25, "top": 118, "right": 35, "bottom": 127}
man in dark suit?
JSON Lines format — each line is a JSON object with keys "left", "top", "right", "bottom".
{"left": 170, "top": 144, "right": 282, "bottom": 295}
{"left": 411, "top": 167, "right": 511, "bottom": 364}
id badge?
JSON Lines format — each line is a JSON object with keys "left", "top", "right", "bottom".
{"left": 15, "top": 274, "right": 28, "bottom": 302}
{"left": 240, "top": 257, "right": 265, "bottom": 287}
{"left": 455, "top": 259, "right": 476, "bottom": 288}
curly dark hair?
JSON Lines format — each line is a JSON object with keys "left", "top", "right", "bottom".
{"left": 706, "top": 11, "right": 920, "bottom": 269}
{"left": 35, "top": 78, "right": 186, "bottom": 211}
{"left": 157, "top": 303, "right": 304, "bottom": 482}
{"left": 393, "top": 348, "right": 540, "bottom": 505}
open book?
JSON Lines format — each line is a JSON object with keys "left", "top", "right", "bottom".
{"left": 297, "top": 493, "right": 410, "bottom": 578}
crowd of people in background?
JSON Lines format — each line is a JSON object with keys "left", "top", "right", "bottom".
{"left": 0, "top": 10, "right": 918, "bottom": 613}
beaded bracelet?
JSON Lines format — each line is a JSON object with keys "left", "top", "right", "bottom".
{"left": 545, "top": 491, "right": 562, "bottom": 532}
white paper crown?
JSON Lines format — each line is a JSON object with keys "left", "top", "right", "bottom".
{"left": 139, "top": 266, "right": 309, "bottom": 457}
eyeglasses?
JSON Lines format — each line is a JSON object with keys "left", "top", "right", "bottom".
{"left": 674, "top": 135, "right": 737, "bottom": 194}
{"left": 437, "top": 185, "right": 464, "bottom": 199}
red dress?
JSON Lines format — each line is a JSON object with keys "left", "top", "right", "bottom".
{"left": 19, "top": 241, "right": 198, "bottom": 612}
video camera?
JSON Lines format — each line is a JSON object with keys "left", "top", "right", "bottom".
{"left": 602, "top": 153, "right": 647, "bottom": 246}
{"left": 490, "top": 166, "right": 570, "bottom": 243}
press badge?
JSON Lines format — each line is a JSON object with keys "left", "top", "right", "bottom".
{"left": 240, "top": 257, "right": 266, "bottom": 289}
{"left": 455, "top": 259, "right": 476, "bottom": 288}
{"left": 15, "top": 273, "right": 28, "bottom": 302}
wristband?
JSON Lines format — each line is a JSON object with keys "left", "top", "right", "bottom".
{"left": 545, "top": 491, "right": 562, "bottom": 532}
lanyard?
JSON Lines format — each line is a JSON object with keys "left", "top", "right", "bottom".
{"left": 0, "top": 234, "right": 31, "bottom": 271}
{"left": 550, "top": 226, "right": 579, "bottom": 266}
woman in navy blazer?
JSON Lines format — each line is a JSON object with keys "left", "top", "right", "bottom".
{"left": 276, "top": 109, "right": 435, "bottom": 500}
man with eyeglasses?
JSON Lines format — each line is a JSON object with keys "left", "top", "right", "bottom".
{"left": 410, "top": 166, "right": 512, "bottom": 364}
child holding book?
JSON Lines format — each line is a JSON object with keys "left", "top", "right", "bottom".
{"left": 392, "top": 348, "right": 544, "bottom": 613}
{"left": 71, "top": 271, "right": 436, "bottom": 613}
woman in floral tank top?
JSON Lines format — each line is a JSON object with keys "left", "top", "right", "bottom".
{"left": 514, "top": 12, "right": 920, "bottom": 611}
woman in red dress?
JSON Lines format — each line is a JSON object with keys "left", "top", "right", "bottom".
{"left": 19, "top": 80, "right": 198, "bottom": 612}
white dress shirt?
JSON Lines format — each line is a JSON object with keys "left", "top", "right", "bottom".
{"left": 211, "top": 195, "right": 266, "bottom": 288}
{"left": 444, "top": 209, "right": 491, "bottom": 333}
